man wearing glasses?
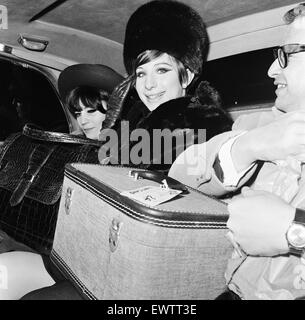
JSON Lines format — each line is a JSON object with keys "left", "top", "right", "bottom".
{"left": 169, "top": 3, "right": 305, "bottom": 299}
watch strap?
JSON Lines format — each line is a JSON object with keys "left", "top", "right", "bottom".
{"left": 294, "top": 208, "right": 305, "bottom": 225}
{"left": 289, "top": 246, "right": 304, "bottom": 256}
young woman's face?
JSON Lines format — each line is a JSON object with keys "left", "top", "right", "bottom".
{"left": 135, "top": 53, "right": 186, "bottom": 111}
{"left": 75, "top": 100, "right": 106, "bottom": 140}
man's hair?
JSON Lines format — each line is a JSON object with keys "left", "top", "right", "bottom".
{"left": 67, "top": 86, "right": 109, "bottom": 117}
{"left": 284, "top": 3, "right": 305, "bottom": 24}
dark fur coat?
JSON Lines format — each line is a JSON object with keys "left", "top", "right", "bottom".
{"left": 115, "top": 81, "right": 232, "bottom": 172}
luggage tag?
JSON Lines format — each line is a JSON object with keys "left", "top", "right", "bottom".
{"left": 121, "top": 179, "right": 182, "bottom": 207}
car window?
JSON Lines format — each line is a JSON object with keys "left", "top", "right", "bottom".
{"left": 204, "top": 47, "right": 276, "bottom": 111}
{"left": 0, "top": 59, "right": 69, "bottom": 141}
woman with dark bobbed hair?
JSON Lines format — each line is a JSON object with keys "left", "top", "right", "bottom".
{"left": 59, "top": 63, "right": 123, "bottom": 140}
{"left": 66, "top": 86, "right": 108, "bottom": 139}
{"left": 0, "top": 64, "right": 123, "bottom": 300}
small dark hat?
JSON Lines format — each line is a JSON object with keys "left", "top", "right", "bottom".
{"left": 58, "top": 64, "right": 124, "bottom": 103}
{"left": 123, "top": 0, "right": 208, "bottom": 76}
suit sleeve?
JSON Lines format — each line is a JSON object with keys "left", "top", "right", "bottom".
{"left": 168, "top": 130, "right": 258, "bottom": 197}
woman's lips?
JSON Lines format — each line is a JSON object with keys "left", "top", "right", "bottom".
{"left": 145, "top": 92, "right": 165, "bottom": 101}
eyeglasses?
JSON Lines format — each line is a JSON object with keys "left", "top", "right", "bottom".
{"left": 273, "top": 44, "right": 305, "bottom": 68}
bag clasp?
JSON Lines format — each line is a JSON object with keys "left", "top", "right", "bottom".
{"left": 65, "top": 187, "right": 74, "bottom": 215}
{"left": 109, "top": 218, "right": 122, "bottom": 252}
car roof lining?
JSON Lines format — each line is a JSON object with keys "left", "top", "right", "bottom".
{"left": 7, "top": 0, "right": 300, "bottom": 45}
{"left": 29, "top": 0, "right": 68, "bottom": 23}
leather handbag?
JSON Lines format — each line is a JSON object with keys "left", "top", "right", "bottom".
{"left": 0, "top": 124, "right": 102, "bottom": 254}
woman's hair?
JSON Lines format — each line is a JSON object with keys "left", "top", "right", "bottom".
{"left": 132, "top": 50, "right": 190, "bottom": 86}
{"left": 66, "top": 86, "right": 109, "bottom": 116}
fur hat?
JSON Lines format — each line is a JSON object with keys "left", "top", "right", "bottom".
{"left": 123, "top": 0, "right": 208, "bottom": 76}
{"left": 58, "top": 64, "right": 123, "bottom": 103}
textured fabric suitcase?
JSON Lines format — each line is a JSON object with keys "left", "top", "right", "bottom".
{"left": 51, "top": 163, "right": 231, "bottom": 300}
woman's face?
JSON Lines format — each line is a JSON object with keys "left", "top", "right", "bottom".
{"left": 75, "top": 99, "right": 106, "bottom": 140}
{"left": 135, "top": 53, "right": 186, "bottom": 111}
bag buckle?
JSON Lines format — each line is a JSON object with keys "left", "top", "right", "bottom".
{"left": 21, "top": 172, "right": 35, "bottom": 183}
{"left": 109, "top": 218, "right": 122, "bottom": 252}
{"left": 65, "top": 187, "right": 74, "bottom": 215}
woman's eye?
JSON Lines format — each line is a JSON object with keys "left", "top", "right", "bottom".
{"left": 157, "top": 68, "right": 170, "bottom": 74}
{"left": 87, "top": 109, "right": 96, "bottom": 114}
{"left": 136, "top": 71, "right": 145, "bottom": 78}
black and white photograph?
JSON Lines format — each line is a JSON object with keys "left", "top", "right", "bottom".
{"left": 0, "top": 0, "right": 304, "bottom": 307}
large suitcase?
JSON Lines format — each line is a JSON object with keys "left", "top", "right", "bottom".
{"left": 50, "top": 163, "right": 231, "bottom": 300}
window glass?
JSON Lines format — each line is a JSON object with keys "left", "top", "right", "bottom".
{"left": 0, "top": 60, "right": 68, "bottom": 140}
{"left": 203, "top": 47, "right": 276, "bottom": 110}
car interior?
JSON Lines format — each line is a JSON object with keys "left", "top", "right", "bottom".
{"left": 0, "top": 0, "right": 302, "bottom": 301}
{"left": 0, "top": 58, "right": 69, "bottom": 141}
{"left": 0, "top": 45, "right": 277, "bottom": 142}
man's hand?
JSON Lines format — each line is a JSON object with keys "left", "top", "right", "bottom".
{"left": 227, "top": 187, "right": 295, "bottom": 256}
{"left": 231, "top": 111, "right": 305, "bottom": 172}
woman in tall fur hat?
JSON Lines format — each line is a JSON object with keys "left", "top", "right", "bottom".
{"left": 101, "top": 0, "right": 232, "bottom": 172}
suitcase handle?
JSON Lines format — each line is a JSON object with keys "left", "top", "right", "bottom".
{"left": 129, "top": 170, "right": 189, "bottom": 194}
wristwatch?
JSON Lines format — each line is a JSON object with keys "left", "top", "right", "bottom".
{"left": 286, "top": 208, "right": 305, "bottom": 255}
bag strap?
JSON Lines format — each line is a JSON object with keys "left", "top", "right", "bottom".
{"left": 0, "top": 132, "right": 22, "bottom": 164}
{"left": 9, "top": 143, "right": 57, "bottom": 206}
{"left": 23, "top": 124, "right": 103, "bottom": 146}
{"left": 129, "top": 169, "right": 189, "bottom": 194}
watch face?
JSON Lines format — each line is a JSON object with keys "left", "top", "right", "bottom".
{"left": 287, "top": 224, "right": 305, "bottom": 249}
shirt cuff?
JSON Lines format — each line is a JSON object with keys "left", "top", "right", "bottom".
{"left": 218, "top": 132, "right": 255, "bottom": 187}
